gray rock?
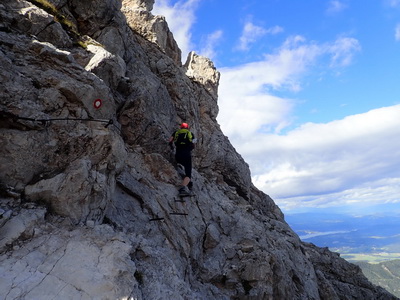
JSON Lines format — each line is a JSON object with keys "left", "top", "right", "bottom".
{"left": 0, "top": 224, "right": 138, "bottom": 300}
{"left": 0, "top": 208, "right": 46, "bottom": 252}
{"left": 85, "top": 44, "right": 127, "bottom": 90}
{"left": 0, "top": 1, "right": 397, "bottom": 299}
{"left": 122, "top": 0, "right": 182, "bottom": 64}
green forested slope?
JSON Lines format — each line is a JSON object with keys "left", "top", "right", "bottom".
{"left": 355, "top": 260, "right": 400, "bottom": 298}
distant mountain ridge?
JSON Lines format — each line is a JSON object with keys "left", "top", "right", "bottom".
{"left": 285, "top": 211, "right": 400, "bottom": 261}
{"left": 287, "top": 211, "right": 400, "bottom": 298}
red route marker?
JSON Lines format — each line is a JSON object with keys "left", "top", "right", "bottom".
{"left": 93, "top": 99, "right": 102, "bottom": 109}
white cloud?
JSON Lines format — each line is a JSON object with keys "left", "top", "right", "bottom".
{"left": 395, "top": 24, "right": 400, "bottom": 41}
{"left": 199, "top": 30, "right": 223, "bottom": 60}
{"left": 326, "top": 1, "right": 348, "bottom": 14}
{"left": 216, "top": 34, "right": 400, "bottom": 213}
{"left": 275, "top": 178, "right": 400, "bottom": 212}
{"left": 236, "top": 22, "right": 283, "bottom": 51}
{"left": 218, "top": 35, "right": 360, "bottom": 140}
{"left": 237, "top": 22, "right": 267, "bottom": 51}
{"left": 152, "top": 0, "right": 200, "bottom": 61}
{"left": 327, "top": 37, "right": 361, "bottom": 67}
{"left": 386, "top": 0, "right": 400, "bottom": 7}
{"left": 246, "top": 105, "right": 400, "bottom": 211}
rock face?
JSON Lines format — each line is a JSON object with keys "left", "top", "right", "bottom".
{"left": 0, "top": 1, "right": 397, "bottom": 299}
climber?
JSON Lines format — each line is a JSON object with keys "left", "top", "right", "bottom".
{"left": 169, "top": 122, "right": 195, "bottom": 196}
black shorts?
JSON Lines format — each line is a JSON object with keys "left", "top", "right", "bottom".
{"left": 175, "top": 150, "right": 192, "bottom": 179}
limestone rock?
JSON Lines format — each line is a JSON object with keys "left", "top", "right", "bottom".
{"left": 85, "top": 44, "right": 127, "bottom": 90}
{"left": 127, "top": 0, "right": 155, "bottom": 11}
{"left": 122, "top": 0, "right": 182, "bottom": 64}
{"left": 24, "top": 159, "right": 110, "bottom": 224}
{"left": 2, "top": 1, "right": 73, "bottom": 48}
{"left": 185, "top": 51, "right": 221, "bottom": 99}
{"left": 0, "top": 223, "right": 138, "bottom": 300}
{"left": 0, "top": 1, "right": 398, "bottom": 299}
{"left": 0, "top": 208, "right": 46, "bottom": 253}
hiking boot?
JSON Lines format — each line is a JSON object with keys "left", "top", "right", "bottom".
{"left": 178, "top": 186, "right": 191, "bottom": 196}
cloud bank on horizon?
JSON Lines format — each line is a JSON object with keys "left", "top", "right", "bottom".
{"left": 153, "top": 0, "right": 400, "bottom": 212}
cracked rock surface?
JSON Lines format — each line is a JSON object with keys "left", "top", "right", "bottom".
{"left": 1, "top": 218, "right": 137, "bottom": 300}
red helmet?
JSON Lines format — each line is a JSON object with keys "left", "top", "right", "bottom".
{"left": 180, "top": 122, "right": 189, "bottom": 129}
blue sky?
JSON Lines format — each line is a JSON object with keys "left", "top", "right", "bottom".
{"left": 152, "top": 0, "right": 400, "bottom": 213}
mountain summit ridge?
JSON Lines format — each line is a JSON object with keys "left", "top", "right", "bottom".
{"left": 0, "top": 0, "right": 397, "bottom": 299}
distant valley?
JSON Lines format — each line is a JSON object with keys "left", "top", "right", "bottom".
{"left": 285, "top": 211, "right": 400, "bottom": 262}
{"left": 285, "top": 211, "right": 400, "bottom": 297}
